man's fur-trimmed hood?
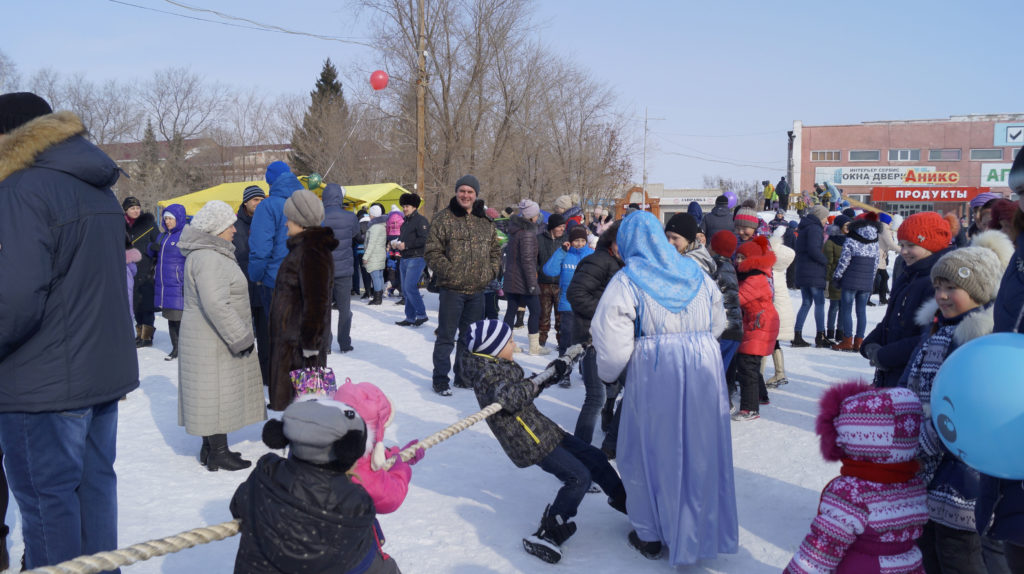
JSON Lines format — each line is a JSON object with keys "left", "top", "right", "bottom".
{"left": 915, "top": 299, "right": 995, "bottom": 346}
{"left": 0, "top": 111, "right": 119, "bottom": 189}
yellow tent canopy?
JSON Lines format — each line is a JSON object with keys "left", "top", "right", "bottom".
{"left": 158, "top": 180, "right": 410, "bottom": 217}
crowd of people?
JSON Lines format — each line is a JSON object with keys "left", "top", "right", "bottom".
{"left": 2, "top": 90, "right": 1024, "bottom": 573}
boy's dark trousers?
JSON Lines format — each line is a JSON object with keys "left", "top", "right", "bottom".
{"left": 734, "top": 353, "right": 768, "bottom": 412}
{"left": 874, "top": 268, "right": 890, "bottom": 303}
{"left": 536, "top": 434, "right": 625, "bottom": 520}
{"left": 918, "top": 520, "right": 989, "bottom": 574}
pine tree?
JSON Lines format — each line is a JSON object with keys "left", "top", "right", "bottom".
{"left": 290, "top": 58, "right": 350, "bottom": 177}
{"left": 138, "top": 120, "right": 159, "bottom": 188}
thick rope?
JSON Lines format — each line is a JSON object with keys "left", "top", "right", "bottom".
{"left": 23, "top": 344, "right": 587, "bottom": 573}
{"left": 24, "top": 521, "right": 241, "bottom": 574}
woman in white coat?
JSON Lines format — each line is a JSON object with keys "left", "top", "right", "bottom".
{"left": 177, "top": 200, "right": 267, "bottom": 472}
{"left": 766, "top": 227, "right": 796, "bottom": 386}
{"left": 591, "top": 211, "right": 738, "bottom": 566}
{"left": 362, "top": 204, "right": 388, "bottom": 305}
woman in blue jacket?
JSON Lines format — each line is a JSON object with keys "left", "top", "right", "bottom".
{"left": 153, "top": 203, "right": 188, "bottom": 360}
{"left": 791, "top": 205, "right": 830, "bottom": 347}
{"left": 542, "top": 226, "right": 595, "bottom": 439}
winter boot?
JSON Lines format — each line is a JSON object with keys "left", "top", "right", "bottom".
{"left": 825, "top": 329, "right": 836, "bottom": 344}
{"left": 134, "top": 324, "right": 143, "bottom": 346}
{"left": 204, "top": 434, "right": 250, "bottom": 472}
{"left": 165, "top": 320, "right": 180, "bottom": 361}
{"left": 832, "top": 337, "right": 856, "bottom": 352}
{"left": 0, "top": 525, "right": 8, "bottom": 571}
{"left": 138, "top": 324, "right": 155, "bottom": 348}
{"left": 627, "top": 530, "right": 663, "bottom": 560}
{"left": 360, "top": 289, "right": 371, "bottom": 300}
{"left": 766, "top": 348, "right": 788, "bottom": 388}
{"left": 199, "top": 436, "right": 210, "bottom": 466}
{"left": 853, "top": 337, "right": 863, "bottom": 352}
{"left": 514, "top": 309, "right": 526, "bottom": 329}
{"left": 368, "top": 290, "right": 383, "bottom": 306}
{"left": 790, "top": 332, "right": 811, "bottom": 348}
{"left": 814, "top": 331, "right": 831, "bottom": 348}
{"left": 522, "top": 506, "right": 577, "bottom": 564}
{"left": 528, "top": 333, "right": 551, "bottom": 356}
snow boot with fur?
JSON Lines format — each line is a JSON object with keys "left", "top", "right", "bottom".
{"left": 523, "top": 506, "right": 577, "bottom": 564}
{"left": 528, "top": 333, "right": 551, "bottom": 356}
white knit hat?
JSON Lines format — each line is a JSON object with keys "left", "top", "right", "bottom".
{"left": 190, "top": 200, "right": 236, "bottom": 235}
{"left": 930, "top": 230, "right": 1015, "bottom": 304}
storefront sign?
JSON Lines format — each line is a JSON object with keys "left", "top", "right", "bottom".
{"left": 981, "top": 163, "right": 1014, "bottom": 187}
{"left": 993, "top": 123, "right": 1024, "bottom": 147}
{"left": 658, "top": 196, "right": 718, "bottom": 206}
{"left": 903, "top": 169, "right": 959, "bottom": 184}
{"left": 871, "top": 187, "right": 988, "bottom": 202}
{"left": 815, "top": 166, "right": 936, "bottom": 186}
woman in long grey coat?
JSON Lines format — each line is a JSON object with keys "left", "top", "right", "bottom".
{"left": 177, "top": 200, "right": 267, "bottom": 472}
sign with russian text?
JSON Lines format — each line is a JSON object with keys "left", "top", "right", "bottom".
{"left": 815, "top": 166, "right": 936, "bottom": 187}
{"left": 659, "top": 196, "right": 718, "bottom": 206}
{"left": 980, "top": 163, "right": 1014, "bottom": 187}
{"left": 871, "top": 187, "right": 988, "bottom": 202}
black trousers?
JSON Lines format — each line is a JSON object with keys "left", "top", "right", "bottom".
{"left": 734, "top": 353, "right": 768, "bottom": 413}
{"left": 874, "top": 268, "right": 890, "bottom": 301}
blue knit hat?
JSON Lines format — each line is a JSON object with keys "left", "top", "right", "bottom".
{"left": 878, "top": 213, "right": 893, "bottom": 225}
{"left": 462, "top": 320, "right": 513, "bottom": 357}
{"left": 265, "top": 161, "right": 291, "bottom": 185}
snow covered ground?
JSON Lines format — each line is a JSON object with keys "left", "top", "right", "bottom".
{"left": 2, "top": 287, "right": 889, "bottom": 573}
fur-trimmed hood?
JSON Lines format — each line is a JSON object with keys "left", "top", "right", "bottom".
{"left": 915, "top": 299, "right": 995, "bottom": 346}
{"left": 447, "top": 196, "right": 488, "bottom": 219}
{"left": 0, "top": 111, "right": 119, "bottom": 189}
{"left": 736, "top": 248, "right": 776, "bottom": 275}
{"left": 847, "top": 219, "right": 881, "bottom": 243}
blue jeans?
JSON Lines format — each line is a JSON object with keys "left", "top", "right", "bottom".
{"left": 574, "top": 345, "right": 606, "bottom": 445}
{"left": 483, "top": 291, "right": 499, "bottom": 320}
{"left": 331, "top": 277, "right": 353, "bottom": 350}
{"left": 432, "top": 289, "right": 484, "bottom": 390}
{"left": 794, "top": 286, "right": 825, "bottom": 335}
{"left": 0, "top": 400, "right": 120, "bottom": 571}
{"left": 827, "top": 298, "right": 840, "bottom": 331}
{"left": 719, "top": 339, "right": 740, "bottom": 375}
{"left": 557, "top": 310, "right": 575, "bottom": 356}
{"left": 537, "top": 435, "right": 626, "bottom": 520}
{"left": 400, "top": 257, "right": 427, "bottom": 322}
{"left": 369, "top": 269, "right": 384, "bottom": 292}
{"left": 840, "top": 289, "right": 870, "bottom": 339}
{"left": 258, "top": 283, "right": 274, "bottom": 315}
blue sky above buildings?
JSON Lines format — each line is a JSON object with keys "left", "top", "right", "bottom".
{"left": 3, "top": 0, "right": 1019, "bottom": 188}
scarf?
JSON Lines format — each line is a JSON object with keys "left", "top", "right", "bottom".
{"left": 618, "top": 211, "right": 703, "bottom": 313}
{"left": 841, "top": 458, "right": 920, "bottom": 484}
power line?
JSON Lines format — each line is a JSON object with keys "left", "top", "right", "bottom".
{"left": 661, "top": 150, "right": 786, "bottom": 171}
{"left": 650, "top": 132, "right": 784, "bottom": 168}
{"left": 106, "top": 0, "right": 373, "bottom": 46}
{"left": 650, "top": 128, "right": 779, "bottom": 139}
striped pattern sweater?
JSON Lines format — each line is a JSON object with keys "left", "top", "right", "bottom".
{"left": 785, "top": 476, "right": 928, "bottom": 574}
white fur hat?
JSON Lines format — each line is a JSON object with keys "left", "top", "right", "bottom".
{"left": 190, "top": 200, "right": 236, "bottom": 236}
{"left": 930, "top": 230, "right": 1015, "bottom": 304}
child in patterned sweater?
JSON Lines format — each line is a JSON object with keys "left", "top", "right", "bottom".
{"left": 786, "top": 382, "right": 928, "bottom": 574}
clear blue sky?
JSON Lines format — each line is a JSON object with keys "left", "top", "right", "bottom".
{"left": 3, "top": 0, "right": 1019, "bottom": 188}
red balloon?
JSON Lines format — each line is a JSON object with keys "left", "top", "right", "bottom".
{"left": 370, "top": 70, "right": 389, "bottom": 91}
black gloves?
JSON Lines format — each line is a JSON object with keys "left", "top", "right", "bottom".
{"left": 238, "top": 344, "right": 255, "bottom": 358}
{"left": 862, "top": 343, "right": 882, "bottom": 368}
{"left": 545, "top": 357, "right": 570, "bottom": 381}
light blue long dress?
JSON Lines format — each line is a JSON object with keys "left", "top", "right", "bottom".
{"left": 591, "top": 212, "right": 739, "bottom": 566}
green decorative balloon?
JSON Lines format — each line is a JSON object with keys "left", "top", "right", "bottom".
{"left": 307, "top": 173, "right": 323, "bottom": 190}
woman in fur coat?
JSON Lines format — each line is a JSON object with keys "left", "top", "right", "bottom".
{"left": 267, "top": 189, "right": 339, "bottom": 411}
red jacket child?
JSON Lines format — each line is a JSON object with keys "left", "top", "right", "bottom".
{"left": 736, "top": 236, "right": 780, "bottom": 356}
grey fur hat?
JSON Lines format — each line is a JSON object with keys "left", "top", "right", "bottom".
{"left": 930, "top": 230, "right": 1015, "bottom": 304}
{"left": 284, "top": 188, "right": 324, "bottom": 228}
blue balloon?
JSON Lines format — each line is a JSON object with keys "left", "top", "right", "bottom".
{"left": 931, "top": 332, "right": 1024, "bottom": 479}
{"left": 724, "top": 191, "right": 737, "bottom": 208}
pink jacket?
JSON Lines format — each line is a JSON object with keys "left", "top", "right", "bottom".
{"left": 333, "top": 380, "right": 412, "bottom": 514}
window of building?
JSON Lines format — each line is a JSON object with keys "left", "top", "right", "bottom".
{"left": 928, "top": 148, "right": 961, "bottom": 161}
{"left": 849, "top": 149, "right": 880, "bottom": 162}
{"left": 970, "top": 148, "right": 1004, "bottom": 161}
{"left": 1014, "top": 147, "right": 1021, "bottom": 160}
{"left": 888, "top": 149, "right": 920, "bottom": 161}
{"left": 810, "top": 150, "right": 840, "bottom": 162}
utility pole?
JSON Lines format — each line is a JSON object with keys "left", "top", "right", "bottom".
{"left": 416, "top": 0, "right": 426, "bottom": 206}
{"left": 642, "top": 107, "right": 648, "bottom": 210}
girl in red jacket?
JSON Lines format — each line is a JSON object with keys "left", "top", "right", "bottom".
{"left": 733, "top": 236, "right": 779, "bottom": 421}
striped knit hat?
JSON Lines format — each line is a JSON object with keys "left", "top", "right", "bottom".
{"left": 817, "top": 381, "right": 922, "bottom": 464}
{"left": 733, "top": 206, "right": 759, "bottom": 230}
{"left": 462, "top": 320, "right": 513, "bottom": 357}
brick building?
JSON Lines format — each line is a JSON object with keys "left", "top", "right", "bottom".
{"left": 789, "top": 114, "right": 1023, "bottom": 217}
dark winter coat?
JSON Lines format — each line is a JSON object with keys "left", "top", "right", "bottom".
{"left": 231, "top": 453, "right": 386, "bottom": 574}
{"left": 321, "top": 184, "right": 357, "bottom": 278}
{"left": 566, "top": 237, "right": 624, "bottom": 344}
{"left": 249, "top": 171, "right": 303, "bottom": 288}
{"left": 824, "top": 233, "right": 846, "bottom": 300}
{"left": 0, "top": 111, "right": 139, "bottom": 413}
{"left": 153, "top": 203, "right": 188, "bottom": 311}
{"left": 127, "top": 211, "right": 159, "bottom": 284}
{"left": 783, "top": 227, "right": 797, "bottom": 250}
{"left": 537, "top": 229, "right": 562, "bottom": 285}
{"left": 233, "top": 203, "right": 261, "bottom": 308}
{"left": 711, "top": 254, "right": 743, "bottom": 342}
{"left": 460, "top": 350, "right": 565, "bottom": 468}
{"left": 794, "top": 215, "right": 828, "bottom": 289}
{"left": 701, "top": 204, "right": 735, "bottom": 240}
{"left": 397, "top": 209, "right": 429, "bottom": 260}
{"left": 737, "top": 251, "right": 780, "bottom": 356}
{"left": 424, "top": 197, "right": 502, "bottom": 295}
{"left": 687, "top": 201, "right": 704, "bottom": 225}
{"left": 502, "top": 215, "right": 540, "bottom": 296}
{"left": 775, "top": 178, "right": 790, "bottom": 198}
{"left": 861, "top": 247, "right": 953, "bottom": 388}
{"left": 976, "top": 234, "right": 1024, "bottom": 544}
{"left": 833, "top": 219, "right": 881, "bottom": 293}
{"left": 268, "top": 227, "right": 339, "bottom": 411}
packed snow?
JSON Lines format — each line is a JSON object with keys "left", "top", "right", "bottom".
{"left": 2, "top": 285, "right": 888, "bottom": 573}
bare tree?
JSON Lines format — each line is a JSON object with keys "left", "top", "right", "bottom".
{"left": 0, "top": 49, "right": 19, "bottom": 92}
{"left": 139, "top": 67, "right": 228, "bottom": 142}
{"left": 62, "top": 74, "right": 142, "bottom": 144}
{"left": 27, "top": 68, "right": 65, "bottom": 109}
